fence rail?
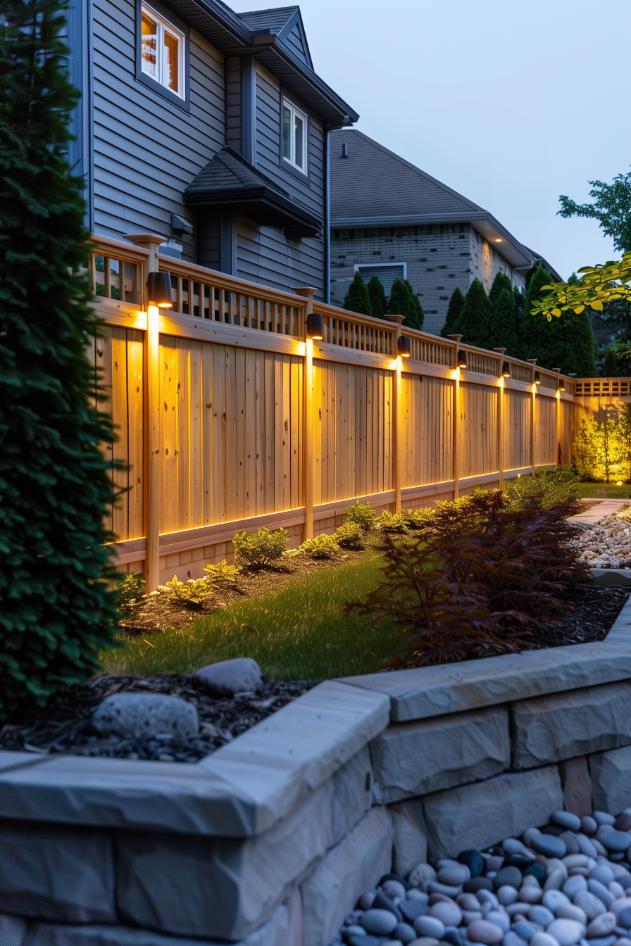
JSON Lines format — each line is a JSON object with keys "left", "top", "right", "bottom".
{"left": 89, "top": 234, "right": 583, "bottom": 588}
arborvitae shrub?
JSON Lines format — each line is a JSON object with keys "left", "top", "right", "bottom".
{"left": 604, "top": 348, "right": 619, "bottom": 376}
{"left": 343, "top": 271, "right": 372, "bottom": 315}
{"left": 442, "top": 287, "right": 465, "bottom": 337}
{"left": 491, "top": 287, "right": 520, "bottom": 354}
{"left": 0, "top": 0, "right": 119, "bottom": 722}
{"left": 367, "top": 276, "right": 388, "bottom": 318}
{"left": 458, "top": 279, "right": 492, "bottom": 348}
{"left": 488, "top": 271, "right": 514, "bottom": 309}
{"left": 390, "top": 279, "right": 424, "bottom": 330}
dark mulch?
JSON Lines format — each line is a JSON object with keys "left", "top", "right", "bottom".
{"left": 529, "top": 582, "right": 628, "bottom": 649}
{"left": 0, "top": 674, "right": 311, "bottom": 764}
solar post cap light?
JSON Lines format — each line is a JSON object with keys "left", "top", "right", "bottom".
{"left": 306, "top": 313, "right": 324, "bottom": 340}
{"left": 147, "top": 272, "right": 173, "bottom": 308}
{"left": 534, "top": 371, "right": 541, "bottom": 386}
{"left": 397, "top": 335, "right": 412, "bottom": 358}
{"left": 502, "top": 361, "right": 511, "bottom": 378}
{"left": 457, "top": 349, "right": 467, "bottom": 369}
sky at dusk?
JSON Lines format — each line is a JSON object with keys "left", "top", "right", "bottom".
{"left": 232, "top": 0, "right": 631, "bottom": 279}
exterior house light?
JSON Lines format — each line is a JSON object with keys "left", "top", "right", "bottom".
{"left": 534, "top": 371, "right": 541, "bottom": 386}
{"left": 306, "top": 313, "right": 324, "bottom": 340}
{"left": 557, "top": 377, "right": 566, "bottom": 392}
{"left": 397, "top": 335, "right": 411, "bottom": 358}
{"left": 147, "top": 272, "right": 173, "bottom": 308}
{"left": 457, "top": 349, "right": 467, "bottom": 369}
{"left": 502, "top": 361, "right": 511, "bottom": 378}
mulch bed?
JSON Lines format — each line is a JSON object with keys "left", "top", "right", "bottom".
{"left": 0, "top": 674, "right": 311, "bottom": 764}
{"left": 526, "top": 581, "right": 628, "bottom": 649}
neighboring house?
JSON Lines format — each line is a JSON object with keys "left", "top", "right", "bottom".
{"left": 330, "top": 129, "right": 543, "bottom": 334}
{"left": 66, "top": 0, "right": 358, "bottom": 298}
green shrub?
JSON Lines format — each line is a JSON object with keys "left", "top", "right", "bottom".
{"left": 403, "top": 507, "right": 435, "bottom": 530}
{"left": 344, "top": 502, "right": 376, "bottom": 532}
{"left": 203, "top": 560, "right": 239, "bottom": 588}
{"left": 300, "top": 535, "right": 341, "bottom": 560}
{"left": 117, "top": 573, "right": 145, "bottom": 611}
{"left": 0, "top": 0, "right": 119, "bottom": 723}
{"left": 504, "top": 469, "right": 579, "bottom": 511}
{"left": 233, "top": 528, "right": 288, "bottom": 569}
{"left": 377, "top": 511, "right": 409, "bottom": 534}
{"left": 161, "top": 576, "right": 213, "bottom": 610}
{"left": 343, "top": 271, "right": 372, "bottom": 315}
{"left": 349, "top": 491, "right": 588, "bottom": 668}
{"left": 335, "top": 522, "right": 366, "bottom": 550}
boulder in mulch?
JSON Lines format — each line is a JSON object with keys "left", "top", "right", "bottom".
{"left": 92, "top": 692, "right": 199, "bottom": 739}
{"left": 193, "top": 657, "right": 262, "bottom": 696}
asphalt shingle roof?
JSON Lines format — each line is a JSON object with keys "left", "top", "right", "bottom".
{"left": 238, "top": 6, "right": 299, "bottom": 33}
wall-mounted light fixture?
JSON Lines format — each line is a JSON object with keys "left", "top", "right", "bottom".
{"left": 457, "top": 349, "right": 468, "bottom": 369}
{"left": 306, "top": 313, "right": 324, "bottom": 340}
{"left": 147, "top": 272, "right": 173, "bottom": 308}
{"left": 534, "top": 371, "right": 541, "bottom": 386}
{"left": 501, "top": 361, "right": 511, "bottom": 378}
{"left": 397, "top": 335, "right": 412, "bottom": 358}
{"left": 557, "top": 377, "right": 566, "bottom": 392}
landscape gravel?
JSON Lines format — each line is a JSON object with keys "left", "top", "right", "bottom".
{"left": 332, "top": 808, "right": 631, "bottom": 946}
{"left": 571, "top": 515, "right": 631, "bottom": 569}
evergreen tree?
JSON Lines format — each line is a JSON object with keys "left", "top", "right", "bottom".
{"left": 519, "top": 263, "right": 563, "bottom": 367}
{"left": 367, "top": 276, "right": 387, "bottom": 318}
{"left": 0, "top": 0, "right": 118, "bottom": 721}
{"left": 343, "top": 271, "right": 372, "bottom": 315}
{"left": 488, "top": 271, "right": 514, "bottom": 309}
{"left": 442, "top": 287, "right": 465, "bottom": 337}
{"left": 458, "top": 279, "right": 492, "bottom": 348}
{"left": 559, "top": 309, "right": 598, "bottom": 377}
{"left": 604, "top": 348, "right": 619, "bottom": 377}
{"left": 491, "top": 287, "right": 520, "bottom": 354}
{"left": 389, "top": 278, "right": 424, "bottom": 330}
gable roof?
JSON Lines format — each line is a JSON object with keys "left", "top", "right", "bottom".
{"left": 165, "top": 0, "right": 351, "bottom": 126}
{"left": 184, "top": 147, "right": 321, "bottom": 236}
{"left": 330, "top": 129, "right": 535, "bottom": 269}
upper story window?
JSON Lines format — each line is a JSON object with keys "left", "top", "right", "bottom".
{"left": 140, "top": 3, "right": 185, "bottom": 99}
{"left": 282, "top": 98, "right": 308, "bottom": 174}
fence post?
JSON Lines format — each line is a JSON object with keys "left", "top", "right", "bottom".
{"left": 494, "top": 348, "right": 506, "bottom": 488}
{"left": 527, "top": 359, "right": 538, "bottom": 472}
{"left": 386, "top": 315, "right": 405, "bottom": 512}
{"left": 126, "top": 232, "right": 165, "bottom": 591}
{"left": 296, "top": 287, "right": 316, "bottom": 540}
{"left": 448, "top": 334, "right": 462, "bottom": 498}
{"left": 553, "top": 369, "right": 562, "bottom": 467}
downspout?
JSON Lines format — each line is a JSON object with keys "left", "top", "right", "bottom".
{"left": 324, "top": 128, "right": 330, "bottom": 303}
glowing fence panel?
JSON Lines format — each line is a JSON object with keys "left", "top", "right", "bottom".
{"left": 400, "top": 374, "right": 454, "bottom": 487}
{"left": 461, "top": 382, "right": 498, "bottom": 477}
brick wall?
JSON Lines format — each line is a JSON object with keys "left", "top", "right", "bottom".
{"left": 331, "top": 224, "right": 527, "bottom": 336}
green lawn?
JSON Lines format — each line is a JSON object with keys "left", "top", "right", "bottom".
{"left": 103, "top": 552, "right": 405, "bottom": 681}
{"left": 575, "top": 481, "right": 631, "bottom": 499}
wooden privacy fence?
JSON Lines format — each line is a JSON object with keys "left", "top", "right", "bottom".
{"left": 90, "top": 233, "right": 576, "bottom": 589}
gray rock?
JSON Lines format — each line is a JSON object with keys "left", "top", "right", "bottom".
{"left": 92, "top": 693, "right": 198, "bottom": 739}
{"left": 331, "top": 747, "right": 373, "bottom": 845}
{"left": 430, "top": 902, "right": 462, "bottom": 927}
{"left": 532, "top": 835, "right": 566, "bottom": 858}
{"left": 193, "top": 657, "right": 262, "bottom": 695}
{"left": 468, "top": 919, "right": 503, "bottom": 944}
{"left": 301, "top": 807, "right": 393, "bottom": 946}
{"left": 546, "top": 919, "right": 584, "bottom": 945}
{"left": 587, "top": 913, "right": 616, "bottom": 937}
{"left": 599, "top": 829, "right": 631, "bottom": 853}
{"left": 529, "top": 935, "right": 558, "bottom": 946}
{"left": 552, "top": 811, "right": 582, "bottom": 832}
{"left": 414, "top": 916, "right": 445, "bottom": 939}
{"left": 361, "top": 909, "right": 398, "bottom": 935}
{"left": 0, "top": 821, "right": 114, "bottom": 923}
{"left": 423, "top": 768, "right": 563, "bottom": 858}
{"left": 370, "top": 708, "right": 510, "bottom": 803}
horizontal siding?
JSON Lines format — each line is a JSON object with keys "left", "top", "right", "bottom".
{"left": 283, "top": 22, "right": 310, "bottom": 66}
{"left": 91, "top": 0, "right": 225, "bottom": 259}
{"left": 235, "top": 215, "right": 323, "bottom": 296}
{"left": 225, "top": 57, "right": 241, "bottom": 151}
{"left": 254, "top": 63, "right": 324, "bottom": 221}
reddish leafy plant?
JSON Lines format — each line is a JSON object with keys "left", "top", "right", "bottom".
{"left": 348, "top": 491, "right": 589, "bottom": 667}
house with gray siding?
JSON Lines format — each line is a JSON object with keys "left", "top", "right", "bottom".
{"left": 330, "top": 130, "right": 549, "bottom": 334}
{"left": 66, "top": 0, "right": 357, "bottom": 298}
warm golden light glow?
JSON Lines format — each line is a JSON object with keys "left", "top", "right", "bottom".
{"left": 617, "top": 481, "right": 624, "bottom": 487}
{"left": 494, "top": 237, "right": 503, "bottom": 243}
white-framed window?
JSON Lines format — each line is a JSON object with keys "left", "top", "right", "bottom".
{"left": 354, "top": 262, "right": 407, "bottom": 294}
{"left": 140, "top": 2, "right": 185, "bottom": 99}
{"left": 282, "top": 98, "right": 308, "bottom": 174}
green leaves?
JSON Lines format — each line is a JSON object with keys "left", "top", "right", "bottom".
{"left": 530, "top": 252, "right": 631, "bottom": 320}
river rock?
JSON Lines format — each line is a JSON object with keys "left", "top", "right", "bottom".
{"left": 552, "top": 812, "right": 582, "bottom": 832}
{"left": 395, "top": 921, "right": 418, "bottom": 943}
{"left": 361, "top": 909, "right": 398, "bottom": 935}
{"left": 532, "top": 835, "right": 566, "bottom": 858}
{"left": 529, "top": 934, "right": 558, "bottom": 946}
{"left": 92, "top": 692, "right": 199, "bottom": 738}
{"left": 600, "top": 830, "right": 631, "bottom": 853}
{"left": 545, "top": 919, "right": 584, "bottom": 946}
{"left": 414, "top": 916, "right": 445, "bottom": 939}
{"left": 430, "top": 902, "right": 462, "bottom": 927}
{"left": 586, "top": 912, "right": 616, "bottom": 937}
{"left": 468, "top": 919, "right": 504, "bottom": 944}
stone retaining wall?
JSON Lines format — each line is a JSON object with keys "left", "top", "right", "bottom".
{"left": 2, "top": 600, "right": 631, "bottom": 946}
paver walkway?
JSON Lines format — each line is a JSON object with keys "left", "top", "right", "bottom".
{"left": 568, "top": 498, "right": 629, "bottom": 526}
